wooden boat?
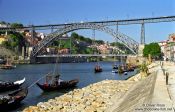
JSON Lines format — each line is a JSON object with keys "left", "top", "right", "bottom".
{"left": 36, "top": 78, "right": 79, "bottom": 92}
{"left": 36, "top": 57, "right": 79, "bottom": 92}
{"left": 113, "top": 65, "right": 118, "bottom": 69}
{"left": 0, "top": 78, "right": 25, "bottom": 92}
{"left": 124, "top": 72, "right": 128, "bottom": 75}
{"left": 112, "top": 55, "right": 118, "bottom": 73}
{"left": 0, "top": 58, "right": 5, "bottom": 64}
{"left": 94, "top": 65, "right": 102, "bottom": 73}
{"left": 126, "top": 64, "right": 135, "bottom": 72}
{"left": 127, "top": 67, "right": 135, "bottom": 72}
{"left": 0, "top": 65, "right": 16, "bottom": 69}
{"left": 112, "top": 64, "right": 118, "bottom": 73}
{"left": 36, "top": 43, "right": 79, "bottom": 92}
{"left": 112, "top": 70, "right": 118, "bottom": 73}
{"left": 0, "top": 88, "right": 28, "bottom": 110}
{"left": 0, "top": 58, "right": 16, "bottom": 69}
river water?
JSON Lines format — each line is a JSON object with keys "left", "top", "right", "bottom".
{"left": 0, "top": 61, "right": 137, "bottom": 111}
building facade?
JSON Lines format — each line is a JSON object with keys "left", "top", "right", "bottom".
{"left": 159, "top": 33, "right": 175, "bottom": 61}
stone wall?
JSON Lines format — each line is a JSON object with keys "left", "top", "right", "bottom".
{"left": 35, "top": 57, "right": 87, "bottom": 63}
{"left": 126, "top": 55, "right": 147, "bottom": 65}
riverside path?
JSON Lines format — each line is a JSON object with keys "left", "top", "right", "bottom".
{"left": 106, "top": 62, "right": 174, "bottom": 112}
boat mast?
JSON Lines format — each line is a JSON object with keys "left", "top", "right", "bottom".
{"left": 92, "top": 29, "right": 99, "bottom": 65}
{"left": 115, "top": 23, "right": 119, "bottom": 66}
{"left": 53, "top": 38, "right": 61, "bottom": 76}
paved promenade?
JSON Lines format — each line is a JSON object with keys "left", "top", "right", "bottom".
{"left": 106, "top": 62, "right": 174, "bottom": 112}
{"left": 163, "top": 62, "right": 175, "bottom": 110}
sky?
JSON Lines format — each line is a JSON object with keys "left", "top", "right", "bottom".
{"left": 0, "top": 0, "right": 175, "bottom": 43}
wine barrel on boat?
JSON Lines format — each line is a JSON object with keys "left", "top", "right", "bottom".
{"left": 0, "top": 88, "right": 28, "bottom": 110}
{"left": 36, "top": 77, "right": 79, "bottom": 92}
{"left": 0, "top": 78, "right": 25, "bottom": 92}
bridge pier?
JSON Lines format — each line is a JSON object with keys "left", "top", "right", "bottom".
{"left": 141, "top": 22, "right": 145, "bottom": 44}
{"left": 30, "top": 56, "right": 36, "bottom": 64}
{"left": 51, "top": 26, "right": 54, "bottom": 33}
{"left": 138, "top": 22, "right": 145, "bottom": 56}
{"left": 31, "top": 25, "right": 35, "bottom": 46}
{"left": 138, "top": 44, "right": 145, "bottom": 56}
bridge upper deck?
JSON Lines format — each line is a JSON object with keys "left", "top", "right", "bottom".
{"left": 0, "top": 16, "right": 175, "bottom": 31}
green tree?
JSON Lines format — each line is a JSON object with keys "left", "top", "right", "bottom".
{"left": 110, "top": 42, "right": 132, "bottom": 54}
{"left": 85, "top": 47, "right": 93, "bottom": 54}
{"left": 2, "top": 32, "right": 25, "bottom": 54}
{"left": 0, "top": 21, "right": 6, "bottom": 24}
{"left": 11, "top": 23, "right": 23, "bottom": 28}
{"left": 143, "top": 43, "right": 161, "bottom": 59}
{"left": 95, "top": 40, "right": 104, "bottom": 44}
{"left": 53, "top": 41, "right": 59, "bottom": 46}
{"left": 71, "top": 32, "right": 79, "bottom": 39}
{"left": 84, "top": 38, "right": 92, "bottom": 44}
{"left": 1, "top": 41, "right": 10, "bottom": 48}
{"left": 139, "top": 62, "right": 149, "bottom": 78}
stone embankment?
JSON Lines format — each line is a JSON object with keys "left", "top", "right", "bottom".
{"left": 23, "top": 80, "right": 135, "bottom": 112}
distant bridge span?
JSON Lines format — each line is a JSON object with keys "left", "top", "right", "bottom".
{"left": 32, "top": 23, "right": 139, "bottom": 56}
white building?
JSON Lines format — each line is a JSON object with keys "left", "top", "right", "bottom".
{"left": 0, "top": 24, "right": 8, "bottom": 28}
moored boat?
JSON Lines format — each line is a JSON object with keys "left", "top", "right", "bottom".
{"left": 112, "top": 70, "right": 118, "bottom": 73}
{"left": 36, "top": 41, "right": 79, "bottom": 92}
{"left": 0, "top": 88, "right": 28, "bottom": 110}
{"left": 0, "top": 78, "right": 25, "bottom": 92}
{"left": 0, "top": 58, "right": 16, "bottom": 69}
{"left": 112, "top": 64, "right": 118, "bottom": 69}
{"left": 36, "top": 77, "right": 79, "bottom": 92}
{"left": 124, "top": 72, "right": 128, "bottom": 75}
{"left": 94, "top": 65, "right": 102, "bottom": 73}
{"left": 0, "top": 65, "right": 16, "bottom": 69}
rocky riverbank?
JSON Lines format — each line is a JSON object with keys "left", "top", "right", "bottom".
{"left": 23, "top": 79, "right": 136, "bottom": 112}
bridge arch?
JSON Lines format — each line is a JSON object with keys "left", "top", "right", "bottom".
{"left": 32, "top": 23, "right": 139, "bottom": 56}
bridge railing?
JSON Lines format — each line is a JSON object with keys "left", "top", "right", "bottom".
{"left": 36, "top": 54, "right": 133, "bottom": 57}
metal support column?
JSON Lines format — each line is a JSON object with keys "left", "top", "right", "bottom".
{"left": 31, "top": 25, "right": 35, "bottom": 46}
{"left": 116, "top": 23, "right": 119, "bottom": 54}
{"left": 93, "top": 29, "right": 95, "bottom": 43}
{"left": 51, "top": 26, "right": 54, "bottom": 33}
{"left": 92, "top": 29, "right": 96, "bottom": 54}
{"left": 70, "top": 36, "right": 72, "bottom": 54}
{"left": 141, "top": 22, "right": 145, "bottom": 44}
{"left": 116, "top": 22, "right": 119, "bottom": 41}
{"left": 30, "top": 25, "right": 36, "bottom": 63}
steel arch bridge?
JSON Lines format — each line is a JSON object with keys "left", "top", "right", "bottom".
{"left": 32, "top": 23, "right": 139, "bottom": 57}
